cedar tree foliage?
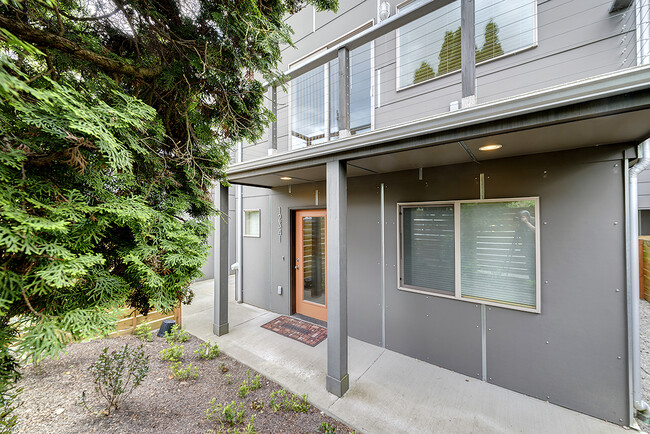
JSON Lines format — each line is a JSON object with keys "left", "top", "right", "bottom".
{"left": 0, "top": 0, "right": 337, "bottom": 387}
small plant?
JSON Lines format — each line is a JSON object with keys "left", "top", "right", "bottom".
{"left": 269, "top": 388, "right": 310, "bottom": 413}
{"left": 219, "top": 362, "right": 229, "bottom": 373}
{"left": 81, "top": 344, "right": 149, "bottom": 415}
{"left": 250, "top": 400, "right": 263, "bottom": 411}
{"left": 169, "top": 362, "right": 198, "bottom": 380}
{"left": 318, "top": 421, "right": 336, "bottom": 434}
{"left": 164, "top": 324, "right": 189, "bottom": 344}
{"left": 206, "top": 400, "right": 245, "bottom": 427}
{"left": 240, "top": 415, "right": 257, "bottom": 434}
{"left": 0, "top": 384, "right": 22, "bottom": 432}
{"left": 134, "top": 323, "right": 153, "bottom": 342}
{"left": 195, "top": 341, "right": 220, "bottom": 360}
{"left": 238, "top": 370, "right": 262, "bottom": 398}
{"left": 160, "top": 345, "right": 183, "bottom": 362}
{"left": 224, "top": 374, "right": 232, "bottom": 384}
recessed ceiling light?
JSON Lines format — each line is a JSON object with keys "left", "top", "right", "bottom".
{"left": 479, "top": 144, "right": 502, "bottom": 151}
{"left": 280, "top": 176, "right": 292, "bottom": 180}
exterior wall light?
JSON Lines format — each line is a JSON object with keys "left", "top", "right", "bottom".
{"left": 379, "top": 2, "right": 391, "bottom": 21}
{"left": 280, "top": 176, "right": 292, "bottom": 180}
{"left": 479, "top": 144, "right": 502, "bottom": 151}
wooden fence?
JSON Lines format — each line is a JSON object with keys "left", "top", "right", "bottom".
{"left": 108, "top": 306, "right": 181, "bottom": 337}
{"left": 641, "top": 237, "right": 650, "bottom": 301}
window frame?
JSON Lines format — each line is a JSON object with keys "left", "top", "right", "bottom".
{"left": 394, "top": 0, "right": 539, "bottom": 92}
{"left": 397, "top": 197, "right": 541, "bottom": 313}
{"left": 243, "top": 209, "right": 261, "bottom": 238}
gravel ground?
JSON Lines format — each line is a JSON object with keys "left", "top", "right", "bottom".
{"left": 14, "top": 334, "right": 354, "bottom": 433}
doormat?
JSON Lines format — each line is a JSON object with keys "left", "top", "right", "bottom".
{"left": 261, "top": 316, "right": 327, "bottom": 347}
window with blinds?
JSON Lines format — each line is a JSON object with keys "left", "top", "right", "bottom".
{"left": 401, "top": 205, "right": 455, "bottom": 294}
{"left": 398, "top": 198, "right": 539, "bottom": 312}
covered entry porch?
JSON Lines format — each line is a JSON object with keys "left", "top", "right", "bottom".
{"left": 185, "top": 277, "right": 624, "bottom": 433}
{"left": 210, "top": 66, "right": 650, "bottom": 427}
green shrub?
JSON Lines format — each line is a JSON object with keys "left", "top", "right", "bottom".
{"left": 0, "top": 385, "right": 21, "bottom": 433}
{"left": 269, "top": 388, "right": 310, "bottom": 413}
{"left": 134, "top": 324, "right": 153, "bottom": 342}
{"left": 160, "top": 345, "right": 183, "bottom": 362}
{"left": 238, "top": 370, "right": 262, "bottom": 398}
{"left": 206, "top": 400, "right": 245, "bottom": 426}
{"left": 169, "top": 362, "right": 198, "bottom": 381}
{"left": 82, "top": 344, "right": 149, "bottom": 415}
{"left": 318, "top": 422, "right": 336, "bottom": 434}
{"left": 164, "top": 325, "right": 189, "bottom": 344}
{"left": 195, "top": 341, "right": 220, "bottom": 360}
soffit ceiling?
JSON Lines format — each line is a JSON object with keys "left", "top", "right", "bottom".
{"left": 232, "top": 108, "right": 650, "bottom": 188}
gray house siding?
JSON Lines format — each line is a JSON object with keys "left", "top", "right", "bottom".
{"left": 242, "top": 187, "right": 272, "bottom": 308}
{"left": 238, "top": 144, "right": 629, "bottom": 423}
{"left": 639, "top": 169, "right": 650, "bottom": 209}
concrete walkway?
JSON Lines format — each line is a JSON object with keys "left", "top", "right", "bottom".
{"left": 184, "top": 277, "right": 628, "bottom": 434}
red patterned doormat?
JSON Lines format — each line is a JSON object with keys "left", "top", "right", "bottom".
{"left": 261, "top": 316, "right": 327, "bottom": 347}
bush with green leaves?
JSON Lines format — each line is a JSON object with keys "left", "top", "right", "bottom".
{"left": 195, "top": 341, "right": 220, "bottom": 360}
{"left": 169, "top": 362, "right": 198, "bottom": 381}
{"left": 160, "top": 345, "right": 183, "bottom": 362}
{"left": 318, "top": 422, "right": 336, "bottom": 434}
{"left": 238, "top": 370, "right": 262, "bottom": 398}
{"left": 81, "top": 344, "right": 149, "bottom": 416}
{"left": 134, "top": 324, "right": 153, "bottom": 342}
{"left": 0, "top": 384, "right": 21, "bottom": 433}
{"left": 164, "top": 325, "right": 189, "bottom": 344}
{"left": 269, "top": 389, "right": 310, "bottom": 413}
{"left": 206, "top": 400, "right": 246, "bottom": 427}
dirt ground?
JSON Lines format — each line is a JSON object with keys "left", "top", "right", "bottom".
{"left": 14, "top": 334, "right": 354, "bottom": 433}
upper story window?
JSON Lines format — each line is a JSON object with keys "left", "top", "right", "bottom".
{"left": 291, "top": 43, "right": 372, "bottom": 150}
{"left": 397, "top": 0, "right": 537, "bottom": 89}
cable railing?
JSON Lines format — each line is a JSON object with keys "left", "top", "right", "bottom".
{"left": 237, "top": 0, "right": 646, "bottom": 164}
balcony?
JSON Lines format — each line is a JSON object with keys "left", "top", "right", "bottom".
{"left": 230, "top": 0, "right": 646, "bottom": 173}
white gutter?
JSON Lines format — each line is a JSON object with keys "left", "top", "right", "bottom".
{"left": 628, "top": 139, "right": 650, "bottom": 422}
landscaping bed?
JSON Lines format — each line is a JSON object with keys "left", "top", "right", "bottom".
{"left": 15, "top": 333, "right": 354, "bottom": 433}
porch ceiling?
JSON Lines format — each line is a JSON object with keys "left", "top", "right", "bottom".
{"left": 228, "top": 67, "right": 650, "bottom": 188}
{"left": 230, "top": 107, "right": 650, "bottom": 188}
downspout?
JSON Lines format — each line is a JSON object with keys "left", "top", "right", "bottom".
{"left": 236, "top": 143, "right": 243, "bottom": 303}
{"left": 628, "top": 139, "right": 650, "bottom": 419}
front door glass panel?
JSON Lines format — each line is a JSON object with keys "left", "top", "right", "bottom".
{"left": 302, "top": 216, "right": 326, "bottom": 306}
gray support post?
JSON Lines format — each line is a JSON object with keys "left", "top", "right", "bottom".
{"left": 268, "top": 85, "right": 277, "bottom": 153}
{"left": 326, "top": 160, "right": 349, "bottom": 397}
{"left": 461, "top": 0, "right": 476, "bottom": 107}
{"left": 213, "top": 184, "right": 229, "bottom": 336}
{"left": 337, "top": 47, "right": 351, "bottom": 138}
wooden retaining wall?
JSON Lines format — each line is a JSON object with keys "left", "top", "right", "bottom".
{"left": 109, "top": 307, "right": 181, "bottom": 337}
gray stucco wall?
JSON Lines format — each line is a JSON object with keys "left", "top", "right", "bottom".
{"left": 239, "top": 144, "right": 630, "bottom": 424}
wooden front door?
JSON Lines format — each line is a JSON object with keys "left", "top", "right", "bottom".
{"left": 295, "top": 209, "right": 327, "bottom": 322}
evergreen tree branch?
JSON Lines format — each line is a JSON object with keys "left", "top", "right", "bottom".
{"left": 0, "top": 16, "right": 162, "bottom": 78}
